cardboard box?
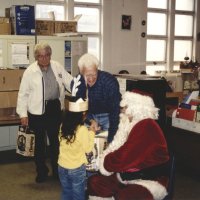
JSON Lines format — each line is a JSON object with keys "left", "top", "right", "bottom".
{"left": 5, "top": 8, "right": 11, "bottom": 18}
{"left": 0, "top": 17, "right": 11, "bottom": 35}
{"left": 0, "top": 69, "right": 25, "bottom": 91}
{"left": 55, "top": 21, "right": 77, "bottom": 33}
{"left": 36, "top": 20, "right": 55, "bottom": 36}
{"left": 0, "top": 91, "right": 18, "bottom": 108}
{"left": 10, "top": 5, "right": 35, "bottom": 35}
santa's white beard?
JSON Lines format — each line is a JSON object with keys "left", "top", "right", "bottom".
{"left": 99, "top": 113, "right": 139, "bottom": 176}
{"left": 107, "top": 113, "right": 134, "bottom": 152}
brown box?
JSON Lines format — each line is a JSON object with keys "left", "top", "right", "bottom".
{"left": 0, "top": 91, "right": 18, "bottom": 108}
{"left": 0, "top": 69, "right": 25, "bottom": 91}
{"left": 0, "top": 17, "right": 11, "bottom": 35}
{"left": 55, "top": 21, "right": 77, "bottom": 33}
{"left": 36, "top": 20, "right": 54, "bottom": 36}
{"left": 5, "top": 8, "right": 11, "bottom": 18}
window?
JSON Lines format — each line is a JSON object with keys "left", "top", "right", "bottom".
{"left": 74, "top": 0, "right": 101, "bottom": 60}
{"left": 74, "top": 0, "right": 99, "bottom": 3}
{"left": 146, "top": 0, "right": 196, "bottom": 75}
{"left": 35, "top": 0, "right": 102, "bottom": 60}
{"left": 35, "top": 3, "right": 65, "bottom": 20}
{"left": 74, "top": 7, "right": 100, "bottom": 33}
{"left": 147, "top": 13, "right": 167, "bottom": 36}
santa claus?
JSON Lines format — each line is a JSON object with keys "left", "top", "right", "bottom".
{"left": 87, "top": 91, "right": 170, "bottom": 200}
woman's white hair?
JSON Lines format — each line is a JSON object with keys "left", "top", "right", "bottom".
{"left": 78, "top": 53, "right": 99, "bottom": 72}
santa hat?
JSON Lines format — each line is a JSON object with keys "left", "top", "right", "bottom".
{"left": 68, "top": 74, "right": 88, "bottom": 112}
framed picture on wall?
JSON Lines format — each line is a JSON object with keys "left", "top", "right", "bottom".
{"left": 121, "top": 15, "right": 132, "bottom": 30}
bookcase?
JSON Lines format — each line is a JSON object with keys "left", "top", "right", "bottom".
{"left": 0, "top": 35, "right": 88, "bottom": 76}
{"left": 64, "top": 37, "right": 87, "bottom": 76}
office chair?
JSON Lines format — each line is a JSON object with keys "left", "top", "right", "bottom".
{"left": 162, "top": 154, "right": 176, "bottom": 200}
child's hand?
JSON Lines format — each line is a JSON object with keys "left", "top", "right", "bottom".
{"left": 89, "top": 119, "right": 101, "bottom": 132}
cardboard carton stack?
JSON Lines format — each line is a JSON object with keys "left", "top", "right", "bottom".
{"left": 2, "top": 5, "right": 78, "bottom": 36}
{"left": 0, "top": 69, "right": 25, "bottom": 122}
{"left": 35, "top": 20, "right": 77, "bottom": 36}
{"left": 55, "top": 21, "right": 77, "bottom": 34}
{"left": 35, "top": 20, "right": 55, "bottom": 36}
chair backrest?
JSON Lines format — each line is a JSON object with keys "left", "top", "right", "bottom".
{"left": 163, "top": 154, "right": 176, "bottom": 200}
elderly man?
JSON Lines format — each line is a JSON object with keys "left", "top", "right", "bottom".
{"left": 88, "top": 91, "right": 170, "bottom": 200}
{"left": 77, "top": 53, "right": 121, "bottom": 143}
{"left": 17, "top": 42, "right": 73, "bottom": 183}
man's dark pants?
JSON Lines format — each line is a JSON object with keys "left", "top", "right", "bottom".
{"left": 28, "top": 99, "right": 61, "bottom": 178}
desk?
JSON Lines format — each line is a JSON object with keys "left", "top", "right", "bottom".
{"left": 166, "top": 117, "right": 200, "bottom": 175}
{"left": 166, "top": 92, "right": 184, "bottom": 103}
{"left": 0, "top": 109, "right": 20, "bottom": 151}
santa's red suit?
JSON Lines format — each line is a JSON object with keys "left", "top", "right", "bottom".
{"left": 88, "top": 91, "right": 169, "bottom": 200}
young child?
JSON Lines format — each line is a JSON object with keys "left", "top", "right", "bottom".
{"left": 58, "top": 76, "right": 95, "bottom": 200}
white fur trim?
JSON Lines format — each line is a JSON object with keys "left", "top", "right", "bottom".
{"left": 88, "top": 196, "right": 114, "bottom": 200}
{"left": 99, "top": 114, "right": 135, "bottom": 175}
{"left": 117, "top": 173, "right": 167, "bottom": 200}
{"left": 99, "top": 152, "right": 113, "bottom": 176}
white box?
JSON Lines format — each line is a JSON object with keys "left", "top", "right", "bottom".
{"left": 172, "top": 110, "right": 200, "bottom": 134}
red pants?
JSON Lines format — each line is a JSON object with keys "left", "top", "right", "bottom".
{"left": 88, "top": 174, "right": 154, "bottom": 200}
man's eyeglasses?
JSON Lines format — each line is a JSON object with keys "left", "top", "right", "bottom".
{"left": 38, "top": 54, "right": 50, "bottom": 59}
{"left": 85, "top": 73, "right": 97, "bottom": 79}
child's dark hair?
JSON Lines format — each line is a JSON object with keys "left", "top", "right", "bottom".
{"left": 61, "top": 110, "right": 84, "bottom": 144}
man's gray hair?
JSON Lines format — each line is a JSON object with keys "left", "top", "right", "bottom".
{"left": 78, "top": 53, "right": 99, "bottom": 72}
{"left": 34, "top": 42, "right": 52, "bottom": 58}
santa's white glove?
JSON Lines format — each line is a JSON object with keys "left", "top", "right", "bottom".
{"left": 71, "top": 74, "right": 81, "bottom": 96}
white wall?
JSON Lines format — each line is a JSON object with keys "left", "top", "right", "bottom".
{"left": 102, "top": 0, "right": 146, "bottom": 74}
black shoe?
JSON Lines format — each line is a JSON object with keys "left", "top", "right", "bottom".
{"left": 35, "top": 174, "right": 48, "bottom": 183}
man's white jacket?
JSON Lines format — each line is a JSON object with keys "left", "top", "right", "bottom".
{"left": 16, "top": 60, "right": 73, "bottom": 118}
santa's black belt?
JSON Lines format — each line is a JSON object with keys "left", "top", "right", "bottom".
{"left": 120, "top": 160, "right": 170, "bottom": 181}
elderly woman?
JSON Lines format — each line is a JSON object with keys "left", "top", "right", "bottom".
{"left": 17, "top": 42, "right": 72, "bottom": 183}
{"left": 88, "top": 91, "right": 170, "bottom": 200}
